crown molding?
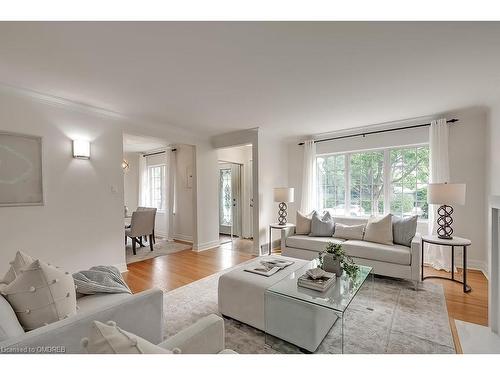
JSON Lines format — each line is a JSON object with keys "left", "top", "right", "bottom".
{"left": 0, "top": 82, "right": 210, "bottom": 142}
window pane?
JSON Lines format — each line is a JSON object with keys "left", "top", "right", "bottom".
{"left": 349, "top": 151, "right": 383, "bottom": 216}
{"left": 390, "top": 146, "right": 429, "bottom": 219}
{"left": 316, "top": 154, "right": 346, "bottom": 215}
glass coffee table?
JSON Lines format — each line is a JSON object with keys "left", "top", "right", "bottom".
{"left": 264, "top": 259, "right": 373, "bottom": 353}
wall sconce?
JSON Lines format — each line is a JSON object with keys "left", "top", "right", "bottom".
{"left": 121, "top": 159, "right": 130, "bottom": 172}
{"left": 72, "top": 139, "right": 90, "bottom": 159}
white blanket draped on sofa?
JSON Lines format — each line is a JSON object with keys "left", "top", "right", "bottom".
{"left": 426, "top": 118, "right": 454, "bottom": 271}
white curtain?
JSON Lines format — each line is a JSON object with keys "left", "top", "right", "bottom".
{"left": 138, "top": 153, "right": 149, "bottom": 207}
{"left": 426, "top": 118, "right": 453, "bottom": 271}
{"left": 300, "top": 140, "right": 317, "bottom": 214}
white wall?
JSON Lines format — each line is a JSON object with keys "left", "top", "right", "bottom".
{"left": 217, "top": 145, "right": 253, "bottom": 238}
{"left": 123, "top": 152, "right": 140, "bottom": 213}
{"left": 173, "top": 144, "right": 194, "bottom": 242}
{"left": 0, "top": 87, "right": 214, "bottom": 273}
{"left": 288, "top": 107, "right": 488, "bottom": 273}
{"left": 0, "top": 90, "right": 126, "bottom": 274}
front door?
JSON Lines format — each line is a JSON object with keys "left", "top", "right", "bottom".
{"left": 219, "top": 163, "right": 242, "bottom": 237}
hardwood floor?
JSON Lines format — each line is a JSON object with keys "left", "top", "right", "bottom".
{"left": 123, "top": 239, "right": 255, "bottom": 294}
{"left": 423, "top": 266, "right": 488, "bottom": 353}
{"left": 123, "top": 241, "right": 488, "bottom": 354}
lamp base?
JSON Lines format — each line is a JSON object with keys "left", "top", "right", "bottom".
{"left": 437, "top": 235, "right": 453, "bottom": 240}
{"left": 278, "top": 202, "right": 288, "bottom": 225}
{"left": 437, "top": 204, "right": 454, "bottom": 240}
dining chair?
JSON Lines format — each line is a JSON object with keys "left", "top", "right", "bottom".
{"left": 125, "top": 210, "right": 155, "bottom": 255}
{"left": 137, "top": 206, "right": 157, "bottom": 244}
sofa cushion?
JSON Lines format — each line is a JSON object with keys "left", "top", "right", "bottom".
{"left": 82, "top": 320, "right": 172, "bottom": 354}
{"left": 3, "top": 260, "right": 77, "bottom": 331}
{"left": 1, "top": 251, "right": 36, "bottom": 285}
{"left": 296, "top": 211, "right": 314, "bottom": 235}
{"left": 342, "top": 240, "right": 411, "bottom": 265}
{"left": 392, "top": 215, "right": 418, "bottom": 247}
{"left": 0, "top": 294, "right": 24, "bottom": 341}
{"left": 333, "top": 223, "right": 365, "bottom": 240}
{"left": 286, "top": 235, "right": 345, "bottom": 253}
{"left": 363, "top": 214, "right": 393, "bottom": 245}
{"left": 309, "top": 211, "right": 334, "bottom": 237}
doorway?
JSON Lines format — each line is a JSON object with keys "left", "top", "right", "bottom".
{"left": 219, "top": 162, "right": 242, "bottom": 238}
{"left": 216, "top": 144, "right": 254, "bottom": 250}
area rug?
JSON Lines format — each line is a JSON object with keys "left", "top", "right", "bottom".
{"left": 125, "top": 239, "right": 191, "bottom": 264}
{"left": 163, "top": 263, "right": 455, "bottom": 354}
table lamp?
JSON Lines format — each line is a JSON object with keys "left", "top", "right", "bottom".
{"left": 273, "top": 188, "right": 294, "bottom": 225}
{"left": 427, "top": 182, "right": 466, "bottom": 239}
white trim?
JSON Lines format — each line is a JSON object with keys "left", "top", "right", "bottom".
{"left": 192, "top": 239, "right": 221, "bottom": 252}
{"left": 114, "top": 263, "right": 129, "bottom": 273}
{"left": 174, "top": 233, "right": 193, "bottom": 243}
{"left": 0, "top": 82, "right": 205, "bottom": 139}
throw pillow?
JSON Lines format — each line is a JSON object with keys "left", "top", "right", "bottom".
{"left": 309, "top": 211, "right": 334, "bottom": 237}
{"left": 333, "top": 223, "right": 365, "bottom": 240}
{"left": 81, "top": 320, "right": 174, "bottom": 354}
{"left": 296, "top": 211, "right": 314, "bottom": 235}
{"left": 1, "top": 251, "right": 36, "bottom": 285}
{"left": 392, "top": 215, "right": 418, "bottom": 247}
{"left": 0, "top": 294, "right": 25, "bottom": 341}
{"left": 363, "top": 214, "right": 394, "bottom": 245}
{"left": 3, "top": 259, "right": 77, "bottom": 331}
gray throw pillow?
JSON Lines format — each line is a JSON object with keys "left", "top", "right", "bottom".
{"left": 392, "top": 215, "right": 418, "bottom": 247}
{"left": 309, "top": 211, "right": 334, "bottom": 237}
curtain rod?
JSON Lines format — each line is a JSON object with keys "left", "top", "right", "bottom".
{"left": 298, "top": 118, "right": 459, "bottom": 146}
{"left": 142, "top": 148, "right": 177, "bottom": 157}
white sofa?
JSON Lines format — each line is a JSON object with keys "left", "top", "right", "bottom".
{"left": 1, "top": 289, "right": 232, "bottom": 354}
{"left": 282, "top": 216, "right": 421, "bottom": 284}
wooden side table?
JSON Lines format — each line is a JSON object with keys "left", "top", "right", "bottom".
{"left": 268, "top": 223, "right": 295, "bottom": 255}
{"left": 421, "top": 235, "right": 472, "bottom": 293}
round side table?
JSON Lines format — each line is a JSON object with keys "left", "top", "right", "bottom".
{"left": 421, "top": 235, "right": 472, "bottom": 293}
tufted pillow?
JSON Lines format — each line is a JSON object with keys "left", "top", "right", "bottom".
{"left": 0, "top": 294, "right": 25, "bottom": 341}
{"left": 309, "top": 211, "right": 334, "bottom": 237}
{"left": 363, "top": 214, "right": 394, "bottom": 245}
{"left": 1, "top": 251, "right": 36, "bottom": 285}
{"left": 296, "top": 211, "right": 314, "bottom": 235}
{"left": 333, "top": 223, "right": 365, "bottom": 240}
{"left": 82, "top": 320, "right": 174, "bottom": 354}
{"left": 3, "top": 260, "right": 77, "bottom": 331}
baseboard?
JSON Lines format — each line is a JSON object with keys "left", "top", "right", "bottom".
{"left": 192, "top": 239, "right": 221, "bottom": 252}
{"left": 424, "top": 259, "right": 489, "bottom": 279}
{"left": 114, "top": 263, "right": 129, "bottom": 273}
{"left": 173, "top": 233, "right": 193, "bottom": 243}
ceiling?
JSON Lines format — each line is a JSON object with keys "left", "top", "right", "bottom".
{"left": 123, "top": 133, "right": 168, "bottom": 153}
{"left": 1, "top": 22, "right": 500, "bottom": 137}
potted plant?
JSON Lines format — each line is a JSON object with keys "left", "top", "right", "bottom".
{"left": 318, "top": 242, "right": 359, "bottom": 279}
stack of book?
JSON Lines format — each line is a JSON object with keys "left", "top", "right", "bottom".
{"left": 297, "top": 270, "right": 336, "bottom": 292}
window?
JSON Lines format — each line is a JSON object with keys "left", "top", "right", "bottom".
{"left": 389, "top": 146, "right": 429, "bottom": 219}
{"left": 148, "top": 164, "right": 166, "bottom": 211}
{"left": 316, "top": 145, "right": 429, "bottom": 219}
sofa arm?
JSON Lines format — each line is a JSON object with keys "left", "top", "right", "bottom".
{"left": 410, "top": 233, "right": 422, "bottom": 282}
{"left": 0, "top": 288, "right": 164, "bottom": 354}
{"left": 159, "top": 314, "right": 225, "bottom": 354}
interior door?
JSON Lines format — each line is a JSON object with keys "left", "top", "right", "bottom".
{"left": 219, "top": 163, "right": 242, "bottom": 237}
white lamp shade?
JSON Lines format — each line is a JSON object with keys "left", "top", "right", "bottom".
{"left": 73, "top": 139, "right": 90, "bottom": 159}
{"left": 274, "top": 187, "right": 294, "bottom": 203}
{"left": 427, "top": 183, "right": 466, "bottom": 205}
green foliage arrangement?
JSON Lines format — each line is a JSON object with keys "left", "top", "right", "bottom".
{"left": 318, "top": 242, "right": 359, "bottom": 279}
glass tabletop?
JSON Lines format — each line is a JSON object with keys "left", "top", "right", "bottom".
{"left": 266, "top": 259, "right": 372, "bottom": 314}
